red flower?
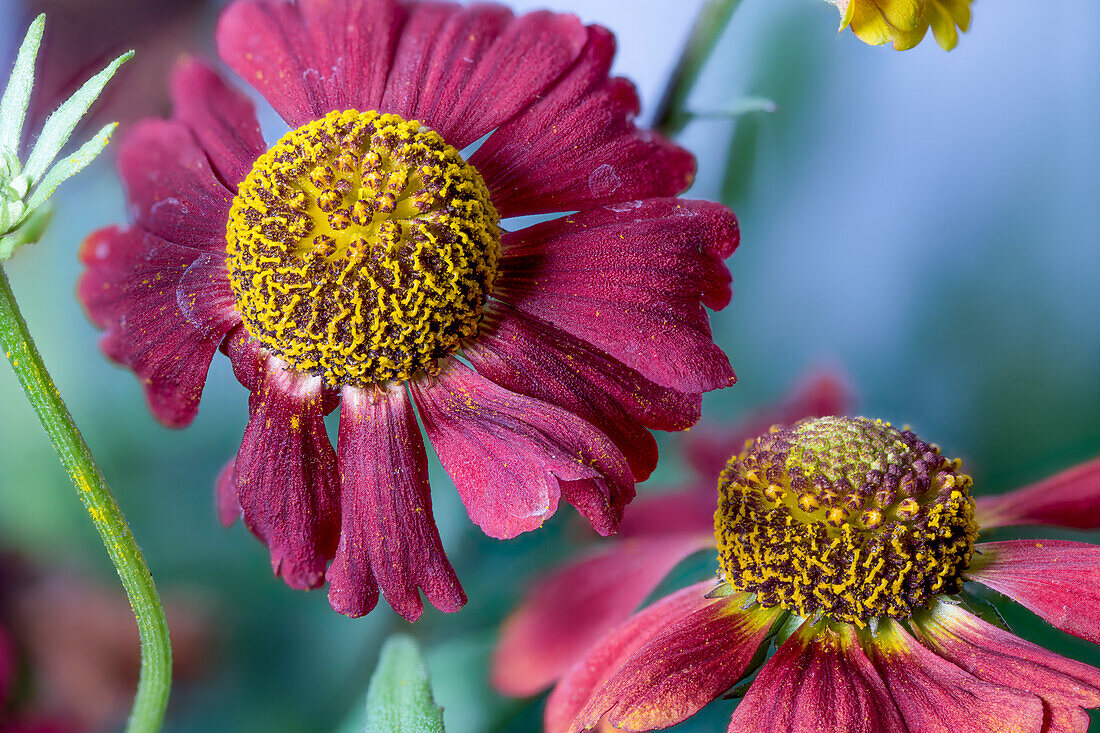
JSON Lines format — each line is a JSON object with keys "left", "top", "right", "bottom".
{"left": 493, "top": 372, "right": 852, "bottom": 697}
{"left": 535, "top": 417, "right": 1100, "bottom": 733}
{"left": 77, "top": 0, "right": 739, "bottom": 620}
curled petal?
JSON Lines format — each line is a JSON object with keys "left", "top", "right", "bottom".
{"left": 170, "top": 57, "right": 266, "bottom": 191}
{"left": 496, "top": 199, "right": 739, "bottom": 392}
{"left": 467, "top": 303, "right": 700, "bottom": 482}
{"left": 235, "top": 362, "right": 341, "bottom": 590}
{"left": 869, "top": 618, "right": 1044, "bottom": 733}
{"left": 116, "top": 119, "right": 233, "bottom": 251}
{"left": 727, "top": 622, "right": 904, "bottom": 733}
{"left": 914, "top": 601, "right": 1100, "bottom": 732}
{"left": 968, "top": 540, "right": 1100, "bottom": 645}
{"left": 326, "top": 385, "right": 465, "bottom": 621}
{"left": 493, "top": 534, "right": 711, "bottom": 697}
{"left": 412, "top": 361, "right": 633, "bottom": 538}
{"left": 578, "top": 594, "right": 781, "bottom": 732}
{"left": 545, "top": 581, "right": 715, "bottom": 733}
{"left": 976, "top": 457, "right": 1100, "bottom": 530}
{"left": 78, "top": 226, "right": 238, "bottom": 427}
{"left": 471, "top": 25, "right": 694, "bottom": 217}
{"left": 380, "top": 4, "right": 587, "bottom": 149}
{"left": 215, "top": 0, "right": 404, "bottom": 126}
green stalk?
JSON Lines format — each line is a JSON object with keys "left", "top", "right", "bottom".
{"left": 0, "top": 266, "right": 171, "bottom": 733}
{"left": 652, "top": 0, "right": 745, "bottom": 137}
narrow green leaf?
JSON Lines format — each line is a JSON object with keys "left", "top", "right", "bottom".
{"left": 691, "top": 96, "right": 778, "bottom": 120}
{"left": 0, "top": 14, "right": 44, "bottom": 154}
{"left": 364, "top": 635, "right": 445, "bottom": 733}
{"left": 22, "top": 49, "right": 132, "bottom": 184}
{"left": 0, "top": 203, "right": 52, "bottom": 261}
{"left": 25, "top": 122, "right": 116, "bottom": 212}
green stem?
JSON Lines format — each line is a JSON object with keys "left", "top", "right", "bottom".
{"left": 652, "top": 0, "right": 745, "bottom": 137}
{"left": 0, "top": 266, "right": 171, "bottom": 733}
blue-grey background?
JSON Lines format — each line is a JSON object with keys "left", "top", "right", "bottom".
{"left": 1, "top": 0, "right": 1098, "bottom": 730}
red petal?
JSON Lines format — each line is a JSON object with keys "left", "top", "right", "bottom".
{"left": 617, "top": 487, "right": 717, "bottom": 538}
{"left": 496, "top": 199, "right": 739, "bottom": 393}
{"left": 380, "top": 4, "right": 587, "bottom": 149}
{"left": 215, "top": 457, "right": 242, "bottom": 527}
{"left": 976, "top": 457, "right": 1100, "bottom": 530}
{"left": 0, "top": 623, "right": 13, "bottom": 708}
{"left": 727, "top": 622, "right": 904, "bottom": 733}
{"left": 467, "top": 303, "right": 700, "bottom": 482}
{"left": 969, "top": 540, "right": 1100, "bottom": 645}
{"left": 234, "top": 363, "right": 341, "bottom": 590}
{"left": 411, "top": 361, "right": 633, "bottom": 539}
{"left": 493, "top": 534, "right": 711, "bottom": 697}
{"left": 116, "top": 119, "right": 233, "bottom": 252}
{"left": 914, "top": 601, "right": 1100, "bottom": 731}
{"left": 544, "top": 581, "right": 715, "bottom": 733}
{"left": 471, "top": 25, "right": 693, "bottom": 217}
{"left": 326, "top": 385, "right": 465, "bottom": 621}
{"left": 869, "top": 618, "right": 1044, "bottom": 733}
{"left": 215, "top": 0, "right": 404, "bottom": 127}
{"left": 170, "top": 57, "right": 266, "bottom": 191}
{"left": 683, "top": 370, "right": 853, "bottom": 481}
{"left": 78, "top": 226, "right": 239, "bottom": 427}
{"left": 580, "top": 594, "right": 781, "bottom": 732}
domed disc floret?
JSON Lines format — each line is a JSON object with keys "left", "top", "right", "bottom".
{"left": 226, "top": 110, "right": 500, "bottom": 388}
{"left": 715, "top": 416, "right": 977, "bottom": 624}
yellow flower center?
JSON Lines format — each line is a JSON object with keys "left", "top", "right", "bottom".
{"left": 226, "top": 110, "right": 500, "bottom": 388}
{"left": 715, "top": 416, "right": 977, "bottom": 624}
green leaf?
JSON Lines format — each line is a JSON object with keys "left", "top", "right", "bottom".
{"left": 0, "top": 14, "right": 44, "bottom": 155}
{"left": 25, "top": 122, "right": 116, "bottom": 212}
{"left": 0, "top": 203, "right": 52, "bottom": 261}
{"left": 22, "top": 49, "right": 132, "bottom": 185}
{"left": 364, "top": 635, "right": 445, "bottom": 733}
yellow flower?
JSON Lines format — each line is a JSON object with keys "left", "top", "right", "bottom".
{"left": 831, "top": 0, "right": 973, "bottom": 51}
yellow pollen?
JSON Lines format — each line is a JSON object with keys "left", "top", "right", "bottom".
{"left": 226, "top": 109, "right": 500, "bottom": 388}
{"left": 714, "top": 416, "right": 978, "bottom": 625}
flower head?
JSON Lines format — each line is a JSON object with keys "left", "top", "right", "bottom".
{"left": 0, "top": 14, "right": 130, "bottom": 260}
{"left": 829, "top": 0, "right": 973, "bottom": 51}
{"left": 78, "top": 0, "right": 739, "bottom": 621}
{"left": 543, "top": 416, "right": 1100, "bottom": 733}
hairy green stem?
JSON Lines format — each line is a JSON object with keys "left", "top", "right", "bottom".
{"left": 0, "top": 266, "right": 171, "bottom": 733}
{"left": 653, "top": 0, "right": 745, "bottom": 137}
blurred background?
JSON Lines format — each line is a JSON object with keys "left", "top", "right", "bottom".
{"left": 0, "top": 0, "right": 1098, "bottom": 730}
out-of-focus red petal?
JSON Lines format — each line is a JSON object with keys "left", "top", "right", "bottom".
{"left": 411, "top": 361, "right": 633, "bottom": 539}
{"left": 470, "top": 25, "right": 693, "bottom": 218}
{"left": 683, "top": 370, "right": 853, "bottom": 481}
{"left": 0, "top": 623, "right": 13, "bottom": 709}
{"left": 215, "top": 457, "right": 242, "bottom": 527}
{"left": 170, "top": 57, "right": 266, "bottom": 191}
{"left": 326, "top": 385, "right": 465, "bottom": 621}
{"left": 976, "top": 457, "right": 1100, "bottom": 530}
{"left": 544, "top": 581, "right": 715, "bottom": 733}
{"left": 493, "top": 533, "right": 712, "bottom": 697}
{"left": 496, "top": 199, "right": 739, "bottom": 393}
{"left": 969, "top": 540, "right": 1100, "bottom": 645}
{"left": 234, "top": 362, "right": 340, "bottom": 591}
{"left": 617, "top": 486, "right": 716, "bottom": 538}
{"left": 116, "top": 119, "right": 233, "bottom": 252}
{"left": 78, "top": 226, "right": 239, "bottom": 428}
{"left": 467, "top": 303, "right": 700, "bottom": 482}
{"left": 914, "top": 600, "right": 1100, "bottom": 733}
{"left": 727, "top": 622, "right": 904, "bottom": 733}
{"left": 380, "top": 4, "right": 586, "bottom": 149}
{"left": 869, "top": 618, "right": 1044, "bottom": 733}
{"left": 215, "top": 0, "right": 404, "bottom": 127}
{"left": 578, "top": 594, "right": 781, "bottom": 732}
